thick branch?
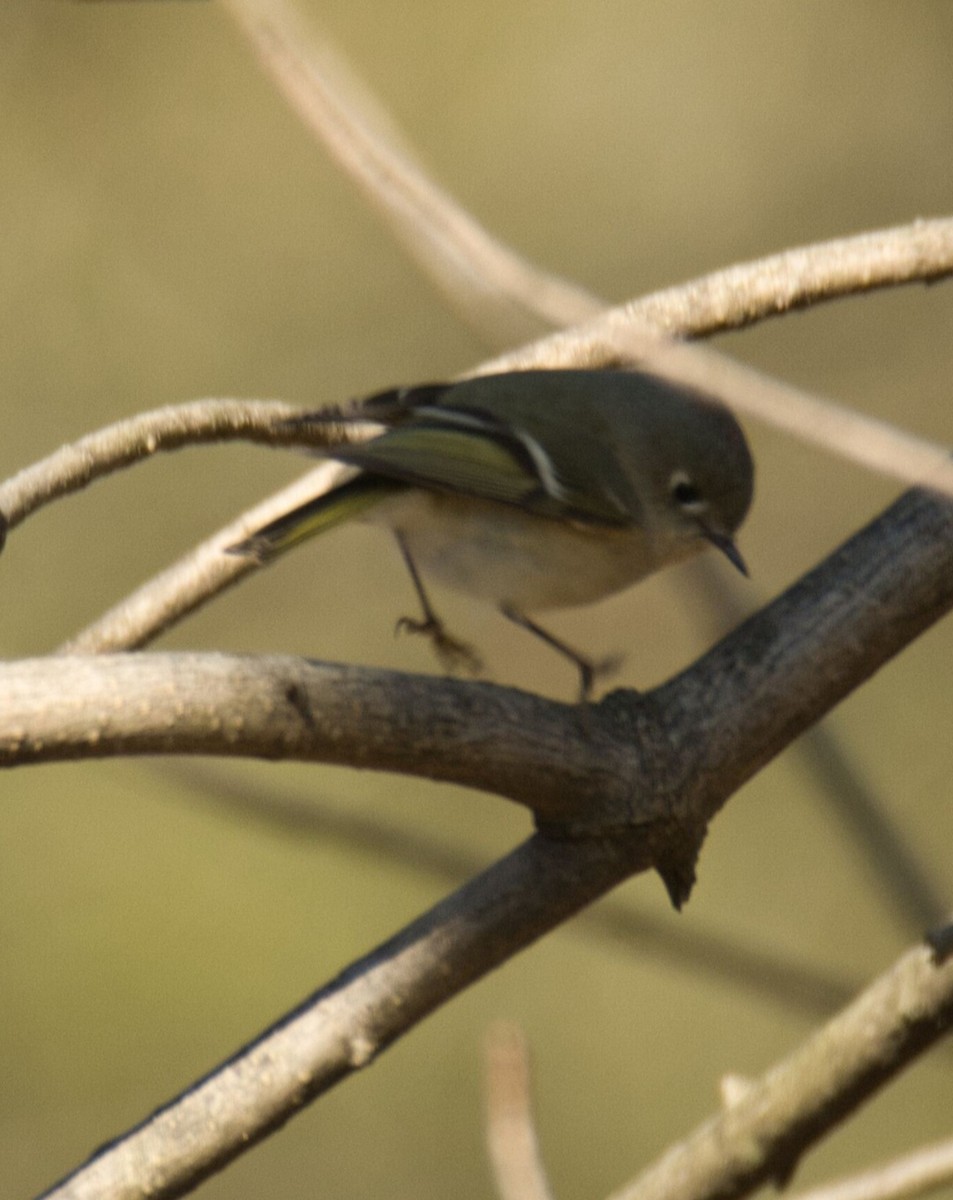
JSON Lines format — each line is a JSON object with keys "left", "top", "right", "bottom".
{"left": 37, "top": 809, "right": 951, "bottom": 1200}
{"left": 4, "top": 487, "right": 952, "bottom": 835}
{"left": 32, "top": 848, "right": 953, "bottom": 1200}
{"left": 36, "top": 833, "right": 657, "bottom": 1200}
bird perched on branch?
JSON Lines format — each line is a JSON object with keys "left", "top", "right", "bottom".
{"left": 231, "top": 368, "right": 754, "bottom": 699}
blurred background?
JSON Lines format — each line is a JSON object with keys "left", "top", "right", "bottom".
{"left": 1, "top": 2, "right": 952, "bottom": 1197}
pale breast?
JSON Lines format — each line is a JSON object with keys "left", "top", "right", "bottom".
{"left": 366, "top": 490, "right": 701, "bottom": 612}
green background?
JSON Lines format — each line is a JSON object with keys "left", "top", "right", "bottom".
{"left": 1, "top": 2, "right": 952, "bottom": 1197}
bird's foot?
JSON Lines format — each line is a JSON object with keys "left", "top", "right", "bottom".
{"left": 575, "top": 652, "right": 625, "bottom": 702}
{"left": 395, "top": 615, "right": 483, "bottom": 677}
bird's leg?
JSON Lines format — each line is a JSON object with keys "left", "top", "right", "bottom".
{"left": 500, "top": 606, "right": 623, "bottom": 702}
{"left": 393, "top": 533, "right": 482, "bottom": 676}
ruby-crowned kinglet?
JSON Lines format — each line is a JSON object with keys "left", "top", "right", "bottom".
{"left": 231, "top": 369, "right": 754, "bottom": 698}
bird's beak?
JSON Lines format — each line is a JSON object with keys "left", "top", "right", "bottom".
{"left": 701, "top": 525, "right": 748, "bottom": 577}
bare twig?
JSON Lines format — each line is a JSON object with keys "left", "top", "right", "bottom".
{"left": 56, "top": 458, "right": 348, "bottom": 652}
{"left": 76, "top": 3, "right": 953, "bottom": 349}
{"left": 0, "top": 220, "right": 944, "bottom": 656}
{"left": 790, "top": 1136, "right": 953, "bottom": 1200}
{"left": 217, "top": 0, "right": 601, "bottom": 348}
{"left": 485, "top": 1023, "right": 555, "bottom": 1200}
{"left": 0, "top": 399, "right": 307, "bottom": 530}
{"left": 602, "top": 930, "right": 953, "bottom": 1200}
{"left": 604, "top": 219, "right": 953, "bottom": 338}
{"left": 479, "top": 218, "right": 953, "bottom": 357}
{"left": 0, "top": 399, "right": 368, "bottom": 652}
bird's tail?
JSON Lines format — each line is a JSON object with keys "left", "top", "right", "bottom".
{"left": 229, "top": 474, "right": 400, "bottom": 563}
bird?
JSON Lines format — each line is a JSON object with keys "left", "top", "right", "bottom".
{"left": 230, "top": 368, "right": 754, "bottom": 699}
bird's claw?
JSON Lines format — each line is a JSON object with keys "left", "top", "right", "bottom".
{"left": 395, "top": 615, "right": 483, "bottom": 677}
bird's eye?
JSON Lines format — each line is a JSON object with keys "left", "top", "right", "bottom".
{"left": 670, "top": 473, "right": 702, "bottom": 509}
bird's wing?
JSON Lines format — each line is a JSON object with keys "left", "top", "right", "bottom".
{"left": 332, "top": 399, "right": 633, "bottom": 526}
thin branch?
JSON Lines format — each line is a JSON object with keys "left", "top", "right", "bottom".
{"left": 0, "top": 399, "right": 362, "bottom": 652}
{"left": 58, "top": 459, "right": 349, "bottom": 652}
{"left": 485, "top": 1023, "right": 555, "bottom": 1200}
{"left": 607, "top": 218, "right": 953, "bottom": 338}
{"left": 482, "top": 292, "right": 953, "bottom": 500}
{"left": 790, "top": 1136, "right": 953, "bottom": 1200}
{"left": 217, "top": 0, "right": 601, "bottom": 347}
{"left": 0, "top": 398, "right": 340, "bottom": 530}
{"left": 82, "top": 8, "right": 953, "bottom": 353}
{"left": 603, "top": 931, "right": 953, "bottom": 1200}
{"left": 473, "top": 218, "right": 953, "bottom": 360}
{"left": 0, "top": 220, "right": 948, "bottom": 655}
{"left": 215, "top": 3, "right": 953, "bottom": 348}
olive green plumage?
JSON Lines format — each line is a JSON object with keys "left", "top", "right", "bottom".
{"left": 232, "top": 369, "right": 754, "bottom": 696}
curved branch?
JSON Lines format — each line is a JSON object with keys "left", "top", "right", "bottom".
{"left": 219, "top": 2, "right": 953, "bottom": 347}
{"left": 218, "top": 0, "right": 601, "bottom": 347}
{"left": 0, "top": 398, "right": 338, "bottom": 531}
{"left": 2, "top": 220, "right": 949, "bottom": 654}
{"left": 605, "top": 217, "right": 953, "bottom": 339}
{"left": 441, "top": 216, "right": 953, "bottom": 375}
{"left": 5, "top": 486, "right": 952, "bottom": 831}
{"left": 47, "top": 459, "right": 348, "bottom": 652}
{"left": 6, "top": 220, "right": 946, "bottom": 537}
{"left": 790, "top": 1136, "right": 953, "bottom": 1200}
{"left": 0, "top": 398, "right": 363, "bottom": 652}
